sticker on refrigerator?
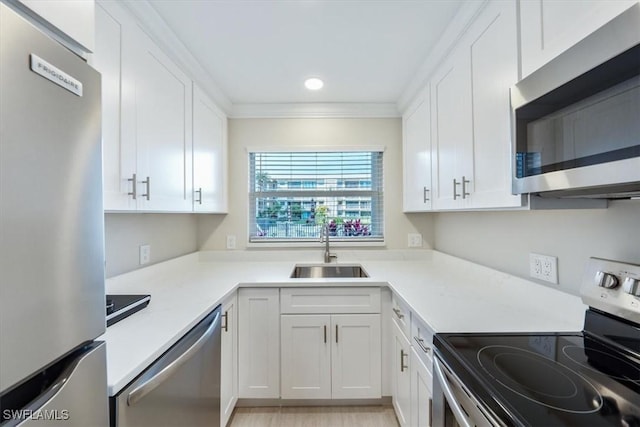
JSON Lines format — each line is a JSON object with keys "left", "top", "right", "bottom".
{"left": 29, "top": 54, "right": 83, "bottom": 96}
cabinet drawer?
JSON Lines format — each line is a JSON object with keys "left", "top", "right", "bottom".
{"left": 410, "top": 314, "right": 434, "bottom": 373}
{"left": 391, "top": 294, "right": 411, "bottom": 340}
{"left": 280, "top": 287, "right": 381, "bottom": 314}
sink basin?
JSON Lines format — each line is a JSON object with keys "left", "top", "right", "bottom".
{"left": 290, "top": 264, "right": 369, "bottom": 279}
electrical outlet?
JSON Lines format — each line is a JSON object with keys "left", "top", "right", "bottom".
{"left": 408, "top": 233, "right": 423, "bottom": 248}
{"left": 139, "top": 244, "right": 151, "bottom": 265}
{"left": 529, "top": 253, "right": 558, "bottom": 284}
{"left": 226, "top": 235, "right": 236, "bottom": 250}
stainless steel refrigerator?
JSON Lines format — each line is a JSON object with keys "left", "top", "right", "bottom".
{"left": 0, "top": 3, "right": 108, "bottom": 426}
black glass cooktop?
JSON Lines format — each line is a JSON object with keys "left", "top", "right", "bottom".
{"left": 435, "top": 330, "right": 640, "bottom": 427}
{"left": 106, "top": 294, "right": 150, "bottom": 327}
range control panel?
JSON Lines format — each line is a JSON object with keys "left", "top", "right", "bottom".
{"left": 581, "top": 257, "right": 640, "bottom": 325}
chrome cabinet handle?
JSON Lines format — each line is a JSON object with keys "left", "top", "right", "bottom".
{"left": 128, "top": 173, "right": 137, "bottom": 200}
{"left": 127, "top": 311, "right": 220, "bottom": 406}
{"left": 195, "top": 187, "right": 202, "bottom": 205}
{"left": 462, "top": 176, "right": 470, "bottom": 199}
{"left": 414, "top": 336, "right": 431, "bottom": 355}
{"left": 141, "top": 176, "right": 150, "bottom": 200}
{"left": 392, "top": 307, "right": 404, "bottom": 320}
{"left": 335, "top": 324, "right": 339, "bottom": 343}
{"left": 400, "top": 349, "right": 408, "bottom": 372}
{"left": 433, "top": 358, "right": 473, "bottom": 427}
{"left": 222, "top": 311, "right": 228, "bottom": 332}
{"left": 423, "top": 186, "right": 430, "bottom": 203}
{"left": 453, "top": 178, "right": 461, "bottom": 200}
{"left": 324, "top": 325, "right": 327, "bottom": 343}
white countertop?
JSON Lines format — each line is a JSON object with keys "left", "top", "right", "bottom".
{"left": 100, "top": 250, "right": 587, "bottom": 396}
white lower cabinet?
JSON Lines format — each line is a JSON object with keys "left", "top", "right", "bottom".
{"left": 332, "top": 314, "right": 382, "bottom": 399}
{"left": 238, "top": 288, "right": 280, "bottom": 399}
{"left": 280, "top": 288, "right": 382, "bottom": 400}
{"left": 220, "top": 293, "right": 238, "bottom": 427}
{"left": 392, "top": 320, "right": 412, "bottom": 427}
{"left": 281, "top": 314, "right": 332, "bottom": 399}
{"left": 410, "top": 347, "right": 433, "bottom": 427}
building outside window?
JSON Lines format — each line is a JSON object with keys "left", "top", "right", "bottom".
{"left": 249, "top": 151, "right": 383, "bottom": 243}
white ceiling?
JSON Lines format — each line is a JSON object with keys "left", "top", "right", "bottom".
{"left": 148, "top": 0, "right": 463, "bottom": 108}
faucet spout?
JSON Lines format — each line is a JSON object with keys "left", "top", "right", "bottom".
{"left": 322, "top": 223, "right": 337, "bottom": 263}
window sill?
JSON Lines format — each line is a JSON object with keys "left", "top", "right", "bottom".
{"left": 246, "top": 240, "right": 386, "bottom": 249}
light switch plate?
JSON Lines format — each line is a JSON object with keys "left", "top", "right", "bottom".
{"left": 139, "top": 244, "right": 151, "bottom": 265}
{"left": 226, "top": 235, "right": 236, "bottom": 250}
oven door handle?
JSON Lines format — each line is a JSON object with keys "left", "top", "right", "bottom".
{"left": 433, "top": 357, "right": 474, "bottom": 427}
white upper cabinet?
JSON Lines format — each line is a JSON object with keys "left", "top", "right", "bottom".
{"left": 431, "top": 47, "right": 473, "bottom": 210}
{"left": 431, "top": 0, "right": 522, "bottom": 210}
{"left": 132, "top": 25, "right": 193, "bottom": 212}
{"left": 520, "top": 0, "right": 638, "bottom": 78}
{"left": 402, "top": 87, "right": 432, "bottom": 212}
{"left": 94, "top": 1, "right": 212, "bottom": 212}
{"left": 92, "top": 1, "right": 136, "bottom": 211}
{"left": 193, "top": 85, "right": 228, "bottom": 213}
{"left": 466, "top": 0, "right": 522, "bottom": 209}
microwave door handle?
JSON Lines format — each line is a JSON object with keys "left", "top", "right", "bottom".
{"left": 127, "top": 311, "right": 220, "bottom": 406}
{"left": 433, "top": 358, "right": 474, "bottom": 427}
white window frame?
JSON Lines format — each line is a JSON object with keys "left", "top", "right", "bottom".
{"left": 247, "top": 147, "right": 385, "bottom": 247}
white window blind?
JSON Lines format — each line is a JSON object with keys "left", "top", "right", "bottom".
{"left": 249, "top": 151, "right": 384, "bottom": 243}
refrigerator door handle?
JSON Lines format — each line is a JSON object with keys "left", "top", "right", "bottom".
{"left": 126, "top": 311, "right": 220, "bottom": 406}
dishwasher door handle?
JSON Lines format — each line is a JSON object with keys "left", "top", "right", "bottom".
{"left": 127, "top": 311, "right": 220, "bottom": 406}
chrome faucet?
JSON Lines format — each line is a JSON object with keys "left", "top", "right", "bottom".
{"left": 320, "top": 223, "right": 337, "bottom": 263}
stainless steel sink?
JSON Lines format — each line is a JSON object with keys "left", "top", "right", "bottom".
{"left": 290, "top": 264, "right": 369, "bottom": 279}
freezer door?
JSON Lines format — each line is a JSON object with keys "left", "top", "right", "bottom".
{"left": 0, "top": 3, "right": 105, "bottom": 393}
{"left": 1, "top": 342, "right": 108, "bottom": 427}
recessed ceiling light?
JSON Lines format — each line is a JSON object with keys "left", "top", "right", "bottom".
{"left": 304, "top": 78, "right": 324, "bottom": 90}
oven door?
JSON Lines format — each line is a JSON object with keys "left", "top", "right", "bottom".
{"left": 432, "top": 355, "right": 502, "bottom": 427}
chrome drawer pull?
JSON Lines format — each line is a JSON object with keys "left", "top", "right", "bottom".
{"left": 414, "top": 336, "right": 431, "bottom": 354}
{"left": 128, "top": 173, "right": 137, "bottom": 200}
{"left": 392, "top": 307, "right": 405, "bottom": 320}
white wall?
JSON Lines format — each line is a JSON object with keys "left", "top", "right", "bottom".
{"left": 434, "top": 200, "right": 640, "bottom": 295}
{"left": 104, "top": 213, "right": 198, "bottom": 277}
{"left": 198, "top": 118, "right": 434, "bottom": 250}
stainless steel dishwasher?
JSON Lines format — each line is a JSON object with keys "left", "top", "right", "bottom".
{"left": 111, "top": 306, "right": 221, "bottom": 427}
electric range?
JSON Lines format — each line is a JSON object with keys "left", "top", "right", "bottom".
{"left": 106, "top": 294, "right": 151, "bottom": 327}
{"left": 433, "top": 258, "right": 640, "bottom": 427}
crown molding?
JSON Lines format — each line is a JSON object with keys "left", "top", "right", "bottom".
{"left": 397, "top": 0, "right": 489, "bottom": 114}
{"left": 119, "top": 0, "right": 233, "bottom": 114}
{"left": 231, "top": 103, "right": 400, "bottom": 119}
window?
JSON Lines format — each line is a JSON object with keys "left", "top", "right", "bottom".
{"left": 249, "top": 151, "right": 383, "bottom": 243}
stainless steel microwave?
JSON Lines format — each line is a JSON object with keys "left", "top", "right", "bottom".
{"left": 511, "top": 4, "right": 640, "bottom": 199}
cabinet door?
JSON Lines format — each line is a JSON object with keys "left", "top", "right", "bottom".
{"left": 221, "top": 294, "right": 238, "bottom": 427}
{"left": 391, "top": 321, "right": 412, "bottom": 427}
{"left": 238, "top": 288, "right": 280, "bottom": 399}
{"left": 410, "top": 348, "right": 433, "bottom": 427}
{"left": 467, "top": 0, "right": 522, "bottom": 209}
{"left": 133, "top": 25, "right": 193, "bottom": 212}
{"left": 520, "top": 0, "right": 637, "bottom": 78}
{"left": 193, "top": 84, "right": 228, "bottom": 213}
{"left": 280, "top": 315, "right": 331, "bottom": 399}
{"left": 431, "top": 49, "right": 473, "bottom": 210}
{"left": 92, "top": 2, "right": 136, "bottom": 211}
{"left": 403, "top": 88, "right": 432, "bottom": 212}
{"left": 331, "top": 314, "right": 382, "bottom": 399}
